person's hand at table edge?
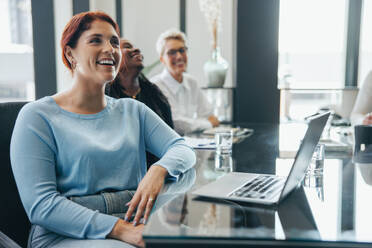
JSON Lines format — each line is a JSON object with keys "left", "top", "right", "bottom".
{"left": 125, "top": 165, "right": 168, "bottom": 226}
{"left": 362, "top": 113, "right": 372, "bottom": 125}
{"left": 208, "top": 115, "right": 220, "bottom": 127}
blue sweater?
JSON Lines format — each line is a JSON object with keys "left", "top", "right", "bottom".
{"left": 10, "top": 96, "right": 195, "bottom": 239}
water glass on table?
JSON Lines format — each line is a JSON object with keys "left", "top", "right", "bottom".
{"left": 214, "top": 153, "right": 233, "bottom": 172}
{"left": 215, "top": 130, "right": 233, "bottom": 155}
{"left": 306, "top": 143, "right": 325, "bottom": 176}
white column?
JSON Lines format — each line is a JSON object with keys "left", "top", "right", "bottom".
{"left": 54, "top": 0, "right": 73, "bottom": 92}
{"left": 90, "top": 0, "right": 116, "bottom": 20}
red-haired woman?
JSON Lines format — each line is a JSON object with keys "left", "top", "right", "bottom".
{"left": 10, "top": 11, "right": 195, "bottom": 248}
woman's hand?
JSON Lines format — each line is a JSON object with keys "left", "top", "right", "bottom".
{"left": 125, "top": 165, "right": 168, "bottom": 226}
{"left": 108, "top": 219, "right": 145, "bottom": 247}
{"left": 208, "top": 115, "right": 220, "bottom": 127}
{"left": 362, "top": 113, "right": 372, "bottom": 125}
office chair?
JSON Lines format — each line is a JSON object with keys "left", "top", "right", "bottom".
{"left": 0, "top": 102, "right": 30, "bottom": 247}
{"left": 0, "top": 231, "right": 22, "bottom": 248}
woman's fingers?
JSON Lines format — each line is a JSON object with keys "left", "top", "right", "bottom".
{"left": 126, "top": 194, "right": 157, "bottom": 226}
{"left": 133, "top": 197, "right": 148, "bottom": 226}
{"left": 125, "top": 194, "right": 140, "bottom": 222}
{"left": 143, "top": 197, "right": 155, "bottom": 224}
{"left": 125, "top": 166, "right": 165, "bottom": 225}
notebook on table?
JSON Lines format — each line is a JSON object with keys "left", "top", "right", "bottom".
{"left": 193, "top": 112, "right": 330, "bottom": 205}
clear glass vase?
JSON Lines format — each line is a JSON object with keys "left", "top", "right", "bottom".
{"left": 203, "top": 47, "right": 229, "bottom": 88}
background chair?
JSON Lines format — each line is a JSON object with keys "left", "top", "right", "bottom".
{"left": 0, "top": 102, "right": 30, "bottom": 247}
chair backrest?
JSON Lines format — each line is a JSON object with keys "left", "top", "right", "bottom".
{"left": 0, "top": 102, "right": 30, "bottom": 247}
{"left": 0, "top": 231, "right": 22, "bottom": 248}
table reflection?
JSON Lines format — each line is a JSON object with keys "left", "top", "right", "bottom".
{"left": 157, "top": 195, "right": 188, "bottom": 228}
{"left": 151, "top": 168, "right": 196, "bottom": 215}
{"left": 303, "top": 175, "right": 324, "bottom": 201}
{"left": 356, "top": 162, "right": 372, "bottom": 185}
{"left": 214, "top": 153, "right": 233, "bottom": 172}
{"left": 354, "top": 158, "right": 372, "bottom": 243}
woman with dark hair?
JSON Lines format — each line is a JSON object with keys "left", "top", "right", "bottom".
{"left": 10, "top": 11, "right": 195, "bottom": 248}
{"left": 106, "top": 39, "right": 173, "bottom": 128}
{"left": 106, "top": 39, "right": 174, "bottom": 168}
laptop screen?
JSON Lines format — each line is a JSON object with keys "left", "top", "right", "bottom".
{"left": 279, "top": 112, "right": 330, "bottom": 201}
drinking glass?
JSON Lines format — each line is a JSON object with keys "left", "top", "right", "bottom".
{"left": 306, "top": 144, "right": 325, "bottom": 176}
{"left": 215, "top": 130, "right": 233, "bottom": 155}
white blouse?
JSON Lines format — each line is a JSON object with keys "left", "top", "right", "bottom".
{"left": 151, "top": 69, "right": 214, "bottom": 135}
{"left": 351, "top": 71, "right": 372, "bottom": 125}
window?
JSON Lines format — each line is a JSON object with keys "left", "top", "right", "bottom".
{"left": 278, "top": 0, "right": 347, "bottom": 121}
{"left": 0, "top": 0, "right": 34, "bottom": 102}
{"left": 358, "top": 0, "right": 372, "bottom": 87}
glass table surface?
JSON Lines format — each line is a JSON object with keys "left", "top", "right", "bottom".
{"left": 143, "top": 123, "right": 372, "bottom": 247}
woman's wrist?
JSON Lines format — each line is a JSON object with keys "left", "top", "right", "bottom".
{"left": 150, "top": 165, "right": 168, "bottom": 179}
{"left": 108, "top": 219, "right": 145, "bottom": 247}
{"left": 108, "top": 219, "right": 127, "bottom": 239}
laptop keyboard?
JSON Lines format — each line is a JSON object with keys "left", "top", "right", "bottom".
{"left": 229, "top": 175, "right": 285, "bottom": 200}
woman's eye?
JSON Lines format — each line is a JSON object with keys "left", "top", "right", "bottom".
{"left": 112, "top": 39, "right": 120, "bottom": 47}
{"left": 122, "top": 43, "right": 132, "bottom": 49}
{"left": 90, "top": 38, "right": 101, "bottom": 44}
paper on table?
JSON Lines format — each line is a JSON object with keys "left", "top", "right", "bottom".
{"left": 203, "top": 127, "right": 253, "bottom": 137}
{"left": 203, "top": 126, "right": 253, "bottom": 137}
{"left": 184, "top": 136, "right": 216, "bottom": 149}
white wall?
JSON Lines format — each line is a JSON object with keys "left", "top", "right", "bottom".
{"left": 54, "top": 0, "right": 73, "bottom": 92}
{"left": 90, "top": 0, "right": 116, "bottom": 20}
{"left": 122, "top": 0, "right": 179, "bottom": 78}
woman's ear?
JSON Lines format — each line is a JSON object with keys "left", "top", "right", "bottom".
{"left": 64, "top": 45, "right": 74, "bottom": 65}
{"left": 159, "top": 56, "right": 164, "bottom": 64}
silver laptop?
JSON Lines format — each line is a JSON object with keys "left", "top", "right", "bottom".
{"left": 193, "top": 112, "right": 330, "bottom": 205}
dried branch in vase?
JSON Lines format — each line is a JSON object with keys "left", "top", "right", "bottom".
{"left": 212, "top": 20, "right": 217, "bottom": 50}
{"left": 200, "top": 0, "right": 228, "bottom": 88}
{"left": 199, "top": 0, "right": 222, "bottom": 49}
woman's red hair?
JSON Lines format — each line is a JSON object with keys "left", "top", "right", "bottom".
{"left": 61, "top": 11, "right": 120, "bottom": 72}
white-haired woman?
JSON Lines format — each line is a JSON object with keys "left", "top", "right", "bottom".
{"left": 150, "top": 28, "right": 219, "bottom": 135}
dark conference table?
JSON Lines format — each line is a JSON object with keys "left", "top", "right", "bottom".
{"left": 143, "top": 123, "right": 372, "bottom": 247}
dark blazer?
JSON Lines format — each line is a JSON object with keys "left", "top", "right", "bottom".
{"left": 105, "top": 73, "right": 174, "bottom": 169}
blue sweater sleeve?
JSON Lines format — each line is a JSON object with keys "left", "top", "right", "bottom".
{"left": 140, "top": 103, "right": 196, "bottom": 178}
{"left": 10, "top": 104, "right": 118, "bottom": 239}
